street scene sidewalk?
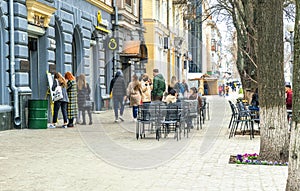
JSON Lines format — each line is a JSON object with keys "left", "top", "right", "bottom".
{"left": 0, "top": 95, "right": 287, "bottom": 191}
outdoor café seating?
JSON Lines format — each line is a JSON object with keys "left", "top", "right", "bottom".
{"left": 136, "top": 99, "right": 207, "bottom": 141}
{"left": 228, "top": 100, "right": 258, "bottom": 139}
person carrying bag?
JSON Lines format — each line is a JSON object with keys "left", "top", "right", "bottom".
{"left": 77, "top": 74, "right": 93, "bottom": 125}
{"left": 49, "top": 72, "right": 69, "bottom": 128}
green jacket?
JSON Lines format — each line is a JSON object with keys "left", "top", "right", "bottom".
{"left": 152, "top": 74, "right": 166, "bottom": 97}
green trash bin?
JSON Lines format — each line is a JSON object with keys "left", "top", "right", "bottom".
{"left": 28, "top": 99, "right": 48, "bottom": 129}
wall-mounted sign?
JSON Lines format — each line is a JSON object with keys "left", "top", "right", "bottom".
{"left": 95, "top": 10, "right": 110, "bottom": 33}
{"left": 105, "top": 37, "right": 119, "bottom": 51}
{"left": 108, "top": 38, "right": 118, "bottom": 50}
{"left": 97, "top": 10, "right": 102, "bottom": 25}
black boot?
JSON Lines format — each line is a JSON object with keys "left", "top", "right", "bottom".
{"left": 88, "top": 110, "right": 92, "bottom": 125}
{"left": 67, "top": 118, "right": 74, "bottom": 127}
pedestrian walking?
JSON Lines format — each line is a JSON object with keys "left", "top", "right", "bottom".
{"left": 204, "top": 82, "right": 209, "bottom": 95}
{"left": 64, "top": 71, "right": 78, "bottom": 127}
{"left": 77, "top": 74, "right": 93, "bottom": 125}
{"left": 49, "top": 72, "right": 69, "bottom": 128}
{"left": 109, "top": 70, "right": 127, "bottom": 122}
{"left": 152, "top": 69, "right": 166, "bottom": 101}
{"left": 225, "top": 85, "right": 230, "bottom": 96}
{"left": 127, "top": 74, "right": 142, "bottom": 121}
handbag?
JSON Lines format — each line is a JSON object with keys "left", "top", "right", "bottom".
{"left": 52, "top": 80, "right": 63, "bottom": 101}
{"left": 83, "top": 100, "right": 93, "bottom": 108}
{"left": 83, "top": 95, "right": 93, "bottom": 109}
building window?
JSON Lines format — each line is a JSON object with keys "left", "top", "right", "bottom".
{"left": 125, "top": 0, "right": 131, "bottom": 6}
{"left": 155, "top": 0, "right": 160, "bottom": 20}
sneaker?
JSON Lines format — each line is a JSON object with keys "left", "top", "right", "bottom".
{"left": 114, "top": 119, "right": 119, "bottom": 123}
{"left": 119, "top": 116, "right": 124, "bottom": 121}
{"left": 89, "top": 122, "right": 93, "bottom": 125}
{"left": 133, "top": 118, "right": 137, "bottom": 122}
{"left": 62, "top": 125, "right": 67, "bottom": 128}
{"left": 48, "top": 124, "right": 56, "bottom": 129}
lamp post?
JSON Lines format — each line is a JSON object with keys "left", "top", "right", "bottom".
{"left": 287, "top": 24, "right": 294, "bottom": 85}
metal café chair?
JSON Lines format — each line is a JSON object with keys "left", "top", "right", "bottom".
{"left": 229, "top": 101, "right": 254, "bottom": 139}
{"left": 159, "top": 102, "right": 182, "bottom": 141}
{"left": 136, "top": 102, "right": 161, "bottom": 140}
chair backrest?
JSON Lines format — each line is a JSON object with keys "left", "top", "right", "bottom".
{"left": 165, "top": 102, "right": 180, "bottom": 121}
{"left": 183, "top": 100, "right": 198, "bottom": 114}
{"left": 228, "top": 101, "right": 237, "bottom": 114}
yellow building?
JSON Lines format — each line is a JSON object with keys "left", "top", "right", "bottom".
{"left": 143, "top": 0, "right": 187, "bottom": 84}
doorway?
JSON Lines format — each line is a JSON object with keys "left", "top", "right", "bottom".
{"left": 28, "top": 37, "right": 39, "bottom": 98}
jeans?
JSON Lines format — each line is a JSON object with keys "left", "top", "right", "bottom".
{"left": 132, "top": 106, "right": 138, "bottom": 119}
{"left": 113, "top": 96, "right": 125, "bottom": 119}
{"left": 52, "top": 101, "right": 68, "bottom": 124}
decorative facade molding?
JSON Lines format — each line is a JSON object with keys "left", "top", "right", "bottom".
{"left": 26, "top": 0, "right": 56, "bottom": 28}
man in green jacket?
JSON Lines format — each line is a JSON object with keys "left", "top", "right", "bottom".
{"left": 152, "top": 69, "right": 166, "bottom": 101}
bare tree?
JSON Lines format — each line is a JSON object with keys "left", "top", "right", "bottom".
{"left": 257, "top": 0, "right": 290, "bottom": 162}
{"left": 286, "top": 0, "right": 300, "bottom": 189}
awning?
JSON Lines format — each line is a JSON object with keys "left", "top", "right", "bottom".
{"left": 119, "top": 40, "right": 148, "bottom": 60}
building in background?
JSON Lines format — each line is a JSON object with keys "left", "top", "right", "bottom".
{"left": 114, "top": 0, "right": 148, "bottom": 86}
{"left": 0, "top": 0, "right": 219, "bottom": 130}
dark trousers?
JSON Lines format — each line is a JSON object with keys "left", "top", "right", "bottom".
{"left": 53, "top": 101, "right": 68, "bottom": 124}
{"left": 113, "top": 96, "right": 125, "bottom": 119}
{"left": 81, "top": 108, "right": 92, "bottom": 124}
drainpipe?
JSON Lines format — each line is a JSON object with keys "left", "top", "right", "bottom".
{"left": 9, "top": 0, "right": 21, "bottom": 126}
{"left": 139, "top": 0, "right": 144, "bottom": 42}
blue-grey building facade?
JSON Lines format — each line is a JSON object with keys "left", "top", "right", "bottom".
{"left": 0, "top": 0, "right": 114, "bottom": 130}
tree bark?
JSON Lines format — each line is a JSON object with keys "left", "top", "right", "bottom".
{"left": 286, "top": 0, "right": 300, "bottom": 190}
{"left": 257, "top": 0, "right": 290, "bottom": 162}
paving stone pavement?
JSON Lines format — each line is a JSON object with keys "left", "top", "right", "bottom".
{"left": 0, "top": 95, "right": 288, "bottom": 191}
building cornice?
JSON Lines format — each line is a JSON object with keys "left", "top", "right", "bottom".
{"left": 118, "top": 9, "right": 138, "bottom": 21}
{"left": 86, "top": 0, "right": 114, "bottom": 14}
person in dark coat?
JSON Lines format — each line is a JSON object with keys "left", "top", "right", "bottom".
{"left": 49, "top": 72, "right": 69, "bottom": 128}
{"left": 77, "top": 74, "right": 93, "bottom": 125}
{"left": 65, "top": 71, "right": 78, "bottom": 127}
{"left": 249, "top": 88, "right": 259, "bottom": 111}
{"left": 152, "top": 69, "right": 166, "bottom": 101}
{"left": 110, "top": 70, "right": 127, "bottom": 122}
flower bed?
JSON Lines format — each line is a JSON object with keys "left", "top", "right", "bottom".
{"left": 229, "top": 153, "right": 288, "bottom": 166}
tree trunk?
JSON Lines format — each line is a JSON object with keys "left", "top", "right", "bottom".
{"left": 286, "top": 1, "right": 300, "bottom": 190}
{"left": 257, "top": 0, "right": 289, "bottom": 162}
{"left": 230, "top": 0, "right": 258, "bottom": 99}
